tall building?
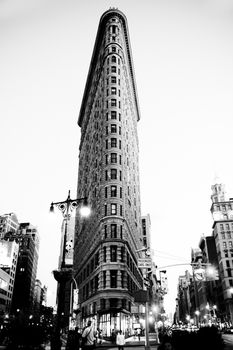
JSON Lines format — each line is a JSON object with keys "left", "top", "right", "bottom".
{"left": 11, "top": 223, "right": 39, "bottom": 315}
{"left": 0, "top": 213, "right": 19, "bottom": 239}
{"left": 210, "top": 183, "right": 233, "bottom": 324}
{"left": 0, "top": 240, "right": 19, "bottom": 314}
{"left": 73, "top": 8, "right": 144, "bottom": 335}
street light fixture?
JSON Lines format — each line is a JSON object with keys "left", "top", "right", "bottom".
{"left": 50, "top": 190, "right": 90, "bottom": 349}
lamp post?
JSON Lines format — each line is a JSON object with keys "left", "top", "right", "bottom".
{"left": 195, "top": 310, "right": 200, "bottom": 328}
{"left": 50, "top": 190, "right": 90, "bottom": 350}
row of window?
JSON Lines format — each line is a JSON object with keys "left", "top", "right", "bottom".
{"left": 106, "top": 111, "right": 121, "bottom": 121}
{"left": 106, "top": 124, "right": 121, "bottom": 135}
{"left": 220, "top": 223, "right": 233, "bottom": 231}
{"left": 105, "top": 185, "right": 122, "bottom": 198}
{"left": 81, "top": 270, "right": 138, "bottom": 300}
{"left": 104, "top": 224, "right": 123, "bottom": 239}
{"left": 223, "top": 241, "right": 233, "bottom": 249}
{"left": 104, "top": 203, "right": 122, "bottom": 216}
{"left": 106, "top": 99, "right": 121, "bottom": 109}
{"left": 106, "top": 138, "right": 121, "bottom": 149}
{"left": 106, "top": 66, "right": 120, "bottom": 75}
{"left": 105, "top": 153, "right": 122, "bottom": 165}
{"left": 106, "top": 87, "right": 121, "bottom": 97}
{"left": 221, "top": 232, "right": 232, "bottom": 239}
{"left": 78, "top": 252, "right": 100, "bottom": 284}
{"left": 103, "top": 245, "right": 125, "bottom": 262}
{"left": 106, "top": 76, "right": 120, "bottom": 86}
{"left": 106, "top": 56, "right": 120, "bottom": 65}
{"left": 105, "top": 169, "right": 122, "bottom": 181}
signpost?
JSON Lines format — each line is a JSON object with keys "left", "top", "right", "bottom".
{"left": 138, "top": 258, "right": 152, "bottom": 269}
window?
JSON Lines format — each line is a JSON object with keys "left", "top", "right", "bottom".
{"left": 111, "top": 87, "right": 117, "bottom": 95}
{"left": 103, "top": 271, "right": 106, "bottom": 288}
{"left": 119, "top": 140, "right": 122, "bottom": 149}
{"left": 119, "top": 126, "right": 121, "bottom": 135}
{"left": 112, "top": 46, "right": 116, "bottom": 52}
{"left": 105, "top": 154, "right": 108, "bottom": 165}
{"left": 120, "top": 171, "right": 122, "bottom": 181}
{"left": 111, "top": 66, "right": 117, "bottom": 73}
{"left": 227, "top": 232, "right": 231, "bottom": 239}
{"left": 111, "top": 169, "right": 117, "bottom": 179}
{"left": 111, "top": 203, "right": 117, "bottom": 215}
{"left": 121, "top": 247, "right": 125, "bottom": 262}
{"left": 120, "top": 205, "right": 123, "bottom": 216}
{"left": 221, "top": 233, "right": 225, "bottom": 240}
{"left": 106, "top": 112, "right": 108, "bottom": 121}
{"left": 111, "top": 185, "right": 117, "bottom": 197}
{"left": 104, "top": 225, "right": 107, "bottom": 239}
{"left": 100, "top": 298, "right": 106, "bottom": 309}
{"left": 106, "top": 139, "right": 108, "bottom": 149}
{"left": 223, "top": 242, "right": 227, "bottom": 249}
{"left": 111, "top": 224, "right": 117, "bottom": 237}
{"left": 110, "top": 246, "right": 117, "bottom": 261}
{"left": 120, "top": 225, "right": 123, "bottom": 239}
{"left": 105, "top": 170, "right": 108, "bottom": 181}
{"left": 111, "top": 99, "right": 117, "bottom": 107}
{"left": 110, "top": 270, "right": 117, "bottom": 288}
{"left": 103, "top": 247, "right": 107, "bottom": 262}
{"left": 106, "top": 126, "right": 108, "bottom": 135}
{"left": 111, "top": 76, "right": 116, "bottom": 84}
{"left": 229, "top": 241, "right": 233, "bottom": 248}
{"left": 111, "top": 111, "right": 117, "bottom": 119}
{"left": 220, "top": 224, "right": 224, "bottom": 231}
{"left": 111, "top": 124, "right": 117, "bottom": 133}
{"left": 120, "top": 187, "right": 122, "bottom": 198}
{"left": 111, "top": 138, "right": 117, "bottom": 147}
{"left": 105, "top": 204, "right": 107, "bottom": 216}
{"left": 105, "top": 187, "right": 108, "bottom": 198}
{"left": 111, "top": 55, "right": 116, "bottom": 63}
{"left": 111, "top": 153, "right": 117, "bottom": 163}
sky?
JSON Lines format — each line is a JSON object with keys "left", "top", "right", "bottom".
{"left": 1, "top": 0, "right": 233, "bottom": 315}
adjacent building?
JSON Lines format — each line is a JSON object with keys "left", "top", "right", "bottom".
{"left": 0, "top": 213, "right": 19, "bottom": 239}
{"left": 73, "top": 8, "right": 145, "bottom": 336}
{"left": 11, "top": 223, "right": 40, "bottom": 315}
{"left": 210, "top": 183, "right": 233, "bottom": 324}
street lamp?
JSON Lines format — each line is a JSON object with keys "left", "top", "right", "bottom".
{"left": 50, "top": 190, "right": 90, "bottom": 349}
{"left": 195, "top": 310, "right": 200, "bottom": 328}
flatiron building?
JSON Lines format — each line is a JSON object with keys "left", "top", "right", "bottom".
{"left": 74, "top": 8, "right": 144, "bottom": 335}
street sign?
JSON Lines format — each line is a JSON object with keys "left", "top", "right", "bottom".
{"left": 138, "top": 258, "right": 152, "bottom": 269}
{"left": 133, "top": 290, "right": 149, "bottom": 303}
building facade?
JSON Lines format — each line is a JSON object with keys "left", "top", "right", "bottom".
{"left": 0, "top": 213, "right": 19, "bottom": 239}
{"left": 210, "top": 183, "right": 233, "bottom": 324}
{"left": 0, "top": 240, "right": 19, "bottom": 314}
{"left": 73, "top": 9, "right": 144, "bottom": 336}
{"left": 11, "top": 223, "right": 39, "bottom": 315}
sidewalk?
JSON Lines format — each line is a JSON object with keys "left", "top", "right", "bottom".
{"left": 45, "top": 335, "right": 159, "bottom": 350}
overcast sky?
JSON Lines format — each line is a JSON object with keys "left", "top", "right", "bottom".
{"left": 1, "top": 0, "right": 233, "bottom": 314}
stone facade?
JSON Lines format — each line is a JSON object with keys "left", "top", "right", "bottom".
{"left": 73, "top": 9, "right": 144, "bottom": 335}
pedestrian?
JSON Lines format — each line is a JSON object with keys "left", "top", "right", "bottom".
{"left": 158, "top": 337, "right": 174, "bottom": 350}
{"left": 82, "top": 321, "right": 96, "bottom": 350}
{"left": 66, "top": 327, "right": 82, "bottom": 350}
{"left": 136, "top": 328, "right": 141, "bottom": 341}
{"left": 111, "top": 329, "right": 116, "bottom": 343}
{"left": 116, "top": 330, "right": 125, "bottom": 350}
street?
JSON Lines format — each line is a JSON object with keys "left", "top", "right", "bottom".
{"left": 223, "top": 334, "right": 233, "bottom": 350}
